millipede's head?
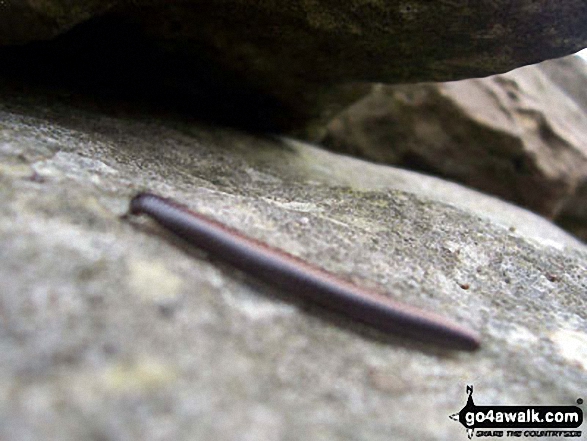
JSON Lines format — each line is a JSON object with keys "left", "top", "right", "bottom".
{"left": 129, "top": 192, "right": 185, "bottom": 217}
{"left": 129, "top": 192, "right": 153, "bottom": 215}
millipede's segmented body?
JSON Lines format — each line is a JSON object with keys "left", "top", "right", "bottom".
{"left": 129, "top": 192, "right": 480, "bottom": 351}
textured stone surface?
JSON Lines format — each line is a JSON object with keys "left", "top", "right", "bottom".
{"left": 2, "top": 1, "right": 587, "bottom": 134}
{"left": 323, "top": 55, "right": 587, "bottom": 240}
{"left": 1, "top": 83, "right": 586, "bottom": 440}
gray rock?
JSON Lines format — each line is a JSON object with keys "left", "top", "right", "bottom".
{"left": 541, "top": 55, "right": 587, "bottom": 115}
{"left": 323, "top": 55, "right": 587, "bottom": 240}
{"left": 3, "top": 1, "right": 587, "bottom": 134}
{"left": 1, "top": 85, "right": 586, "bottom": 441}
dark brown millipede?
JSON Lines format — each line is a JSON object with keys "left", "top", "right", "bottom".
{"left": 129, "top": 192, "right": 480, "bottom": 351}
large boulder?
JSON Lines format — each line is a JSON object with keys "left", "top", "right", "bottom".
{"left": 1, "top": 82, "right": 586, "bottom": 441}
{"left": 2, "top": 1, "right": 587, "bottom": 133}
{"left": 323, "top": 55, "right": 587, "bottom": 240}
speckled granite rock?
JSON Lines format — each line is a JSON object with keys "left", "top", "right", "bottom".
{"left": 323, "top": 55, "right": 587, "bottom": 241}
{"left": 0, "top": 85, "right": 586, "bottom": 441}
{"left": 2, "top": 1, "right": 587, "bottom": 134}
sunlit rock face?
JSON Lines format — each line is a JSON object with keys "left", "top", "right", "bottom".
{"left": 323, "top": 56, "right": 587, "bottom": 240}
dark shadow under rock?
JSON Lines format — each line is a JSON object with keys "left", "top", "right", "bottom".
{"left": 2, "top": 1, "right": 587, "bottom": 135}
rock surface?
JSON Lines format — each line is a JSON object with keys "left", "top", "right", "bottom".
{"left": 2, "top": 1, "right": 587, "bottom": 134}
{"left": 323, "top": 55, "right": 587, "bottom": 241}
{"left": 1, "top": 83, "right": 586, "bottom": 440}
